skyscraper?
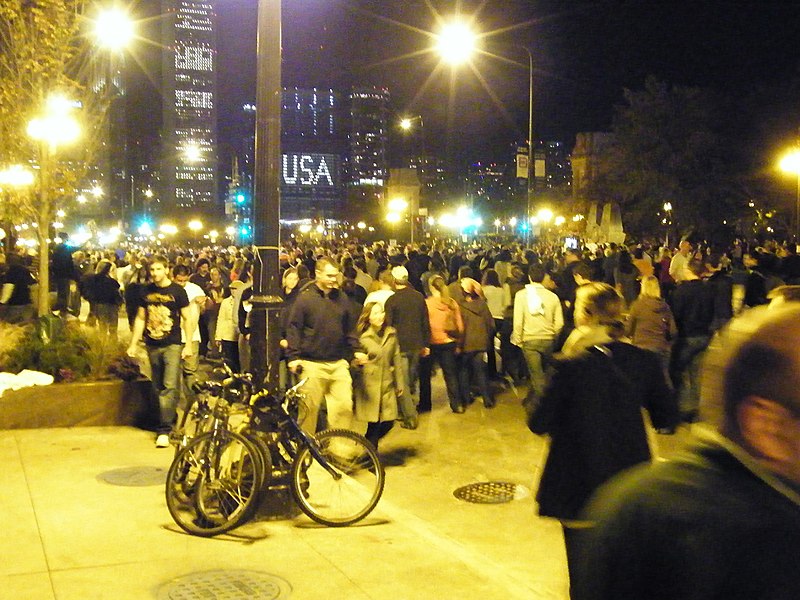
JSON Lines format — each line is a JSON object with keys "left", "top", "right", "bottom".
{"left": 161, "top": 0, "right": 218, "bottom": 218}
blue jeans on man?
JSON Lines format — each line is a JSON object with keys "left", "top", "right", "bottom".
{"left": 670, "top": 334, "right": 711, "bottom": 419}
{"left": 521, "top": 338, "right": 555, "bottom": 403}
{"left": 147, "top": 344, "right": 183, "bottom": 434}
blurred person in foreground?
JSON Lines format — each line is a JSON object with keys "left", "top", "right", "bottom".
{"left": 574, "top": 304, "right": 800, "bottom": 600}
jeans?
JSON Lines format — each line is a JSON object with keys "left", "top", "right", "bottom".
{"left": 147, "top": 344, "right": 183, "bottom": 434}
{"left": 398, "top": 351, "right": 420, "bottom": 421}
{"left": 500, "top": 317, "right": 527, "bottom": 380}
{"left": 457, "top": 351, "right": 493, "bottom": 406}
{"left": 521, "top": 338, "right": 555, "bottom": 401}
{"left": 670, "top": 335, "right": 711, "bottom": 416}
{"left": 181, "top": 340, "right": 201, "bottom": 406}
{"left": 486, "top": 318, "right": 503, "bottom": 378}
{"left": 419, "top": 342, "right": 460, "bottom": 410}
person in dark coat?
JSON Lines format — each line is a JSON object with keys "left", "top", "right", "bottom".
{"left": 527, "top": 282, "right": 678, "bottom": 592}
{"left": 574, "top": 305, "right": 800, "bottom": 600}
{"left": 84, "top": 259, "right": 122, "bottom": 336}
{"left": 455, "top": 278, "right": 496, "bottom": 409}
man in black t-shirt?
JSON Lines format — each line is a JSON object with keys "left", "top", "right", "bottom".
{"left": 127, "top": 256, "right": 194, "bottom": 447}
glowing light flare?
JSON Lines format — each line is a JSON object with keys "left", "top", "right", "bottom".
{"left": 77, "top": 194, "right": 88, "bottom": 204}
{"left": 357, "top": 221, "right": 367, "bottom": 230}
{"left": 159, "top": 224, "right": 178, "bottom": 235}
{"left": 780, "top": 150, "right": 800, "bottom": 175}
{"left": 386, "top": 212, "right": 402, "bottom": 224}
{"left": 298, "top": 224, "right": 312, "bottom": 234}
{"left": 183, "top": 143, "right": 202, "bottom": 163}
{"left": 0, "top": 165, "right": 35, "bottom": 187}
{"left": 144, "top": 188, "right": 154, "bottom": 198}
{"left": 663, "top": 202, "right": 673, "bottom": 212}
{"left": 536, "top": 208, "right": 554, "bottom": 223}
{"left": 388, "top": 198, "right": 408, "bottom": 212}
{"left": 225, "top": 226, "right": 236, "bottom": 236}
{"left": 94, "top": 8, "right": 134, "bottom": 51}
{"left": 400, "top": 118, "right": 413, "bottom": 131}
{"left": 509, "top": 217, "right": 518, "bottom": 227}
{"left": 554, "top": 216, "right": 566, "bottom": 226}
{"left": 137, "top": 222, "right": 153, "bottom": 236}
{"left": 91, "top": 185, "right": 104, "bottom": 198}
{"left": 437, "top": 21, "right": 477, "bottom": 65}
{"left": 187, "top": 219, "right": 203, "bottom": 232}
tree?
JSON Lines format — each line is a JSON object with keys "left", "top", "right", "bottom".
{"left": 0, "top": 0, "right": 105, "bottom": 316}
{"left": 599, "top": 77, "right": 747, "bottom": 238}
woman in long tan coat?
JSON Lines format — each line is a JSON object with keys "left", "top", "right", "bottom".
{"left": 353, "top": 302, "right": 404, "bottom": 449}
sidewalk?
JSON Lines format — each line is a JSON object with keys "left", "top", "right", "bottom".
{"left": 1, "top": 380, "right": 693, "bottom": 599}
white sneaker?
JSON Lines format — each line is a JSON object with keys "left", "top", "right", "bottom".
{"left": 155, "top": 434, "right": 170, "bottom": 448}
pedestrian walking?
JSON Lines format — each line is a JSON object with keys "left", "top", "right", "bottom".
{"left": 384, "top": 265, "right": 430, "bottom": 429}
{"left": 527, "top": 282, "right": 678, "bottom": 592}
{"left": 512, "top": 263, "right": 564, "bottom": 404}
{"left": 419, "top": 274, "right": 463, "bottom": 413}
{"left": 126, "top": 256, "right": 194, "bottom": 448}
{"left": 352, "top": 302, "right": 403, "bottom": 449}
{"left": 285, "top": 257, "right": 366, "bottom": 434}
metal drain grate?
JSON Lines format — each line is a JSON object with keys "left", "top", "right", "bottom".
{"left": 96, "top": 466, "right": 166, "bottom": 487}
{"left": 453, "top": 481, "right": 524, "bottom": 504}
{"left": 157, "top": 570, "right": 291, "bottom": 599}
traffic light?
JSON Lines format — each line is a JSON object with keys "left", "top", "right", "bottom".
{"left": 236, "top": 193, "right": 246, "bottom": 204}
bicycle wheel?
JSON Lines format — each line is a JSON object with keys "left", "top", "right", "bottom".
{"left": 166, "top": 430, "right": 264, "bottom": 537}
{"left": 290, "top": 429, "right": 384, "bottom": 527}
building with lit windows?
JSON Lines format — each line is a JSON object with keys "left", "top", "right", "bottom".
{"left": 161, "top": 0, "right": 218, "bottom": 218}
{"left": 348, "top": 87, "right": 389, "bottom": 187}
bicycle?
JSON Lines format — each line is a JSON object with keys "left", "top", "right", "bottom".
{"left": 165, "top": 366, "right": 385, "bottom": 537}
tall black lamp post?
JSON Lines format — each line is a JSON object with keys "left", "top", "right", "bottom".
{"left": 249, "top": 0, "right": 283, "bottom": 393}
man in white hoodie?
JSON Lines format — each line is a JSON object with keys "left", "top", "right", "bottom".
{"left": 512, "top": 263, "right": 564, "bottom": 402}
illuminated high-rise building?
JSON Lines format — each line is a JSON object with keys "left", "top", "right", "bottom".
{"left": 161, "top": 0, "right": 218, "bottom": 217}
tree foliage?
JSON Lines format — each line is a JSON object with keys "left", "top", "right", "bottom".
{"left": 598, "top": 77, "right": 747, "bottom": 238}
{"left": 0, "top": 0, "right": 108, "bottom": 314}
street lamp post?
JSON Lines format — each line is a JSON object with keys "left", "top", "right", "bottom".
{"left": 249, "top": 0, "right": 284, "bottom": 394}
{"left": 27, "top": 94, "right": 80, "bottom": 316}
{"left": 520, "top": 46, "right": 534, "bottom": 249}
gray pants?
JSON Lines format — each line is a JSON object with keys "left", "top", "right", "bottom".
{"left": 521, "top": 338, "right": 555, "bottom": 401}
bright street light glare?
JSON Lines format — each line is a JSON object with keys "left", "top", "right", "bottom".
{"left": 91, "top": 185, "right": 104, "bottom": 198}
{"left": 437, "top": 21, "right": 477, "bottom": 65}
{"left": 780, "top": 150, "right": 800, "bottom": 175}
{"left": 94, "top": 9, "right": 134, "bottom": 51}
{"left": 188, "top": 219, "right": 203, "bottom": 232}
{"left": 537, "top": 208, "right": 554, "bottom": 223}
{"left": 144, "top": 188, "right": 154, "bottom": 198}
{"left": 27, "top": 96, "right": 80, "bottom": 149}
{"left": 386, "top": 212, "right": 401, "bottom": 224}
{"left": 388, "top": 198, "right": 408, "bottom": 212}
{"left": 0, "top": 164, "right": 35, "bottom": 187}
{"left": 400, "top": 118, "right": 412, "bottom": 131}
{"left": 76, "top": 194, "right": 88, "bottom": 204}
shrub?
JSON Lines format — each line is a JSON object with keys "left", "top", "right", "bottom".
{"left": 2, "top": 321, "right": 133, "bottom": 382}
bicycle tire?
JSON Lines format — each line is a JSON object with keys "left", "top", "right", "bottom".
{"left": 166, "top": 429, "right": 264, "bottom": 537}
{"left": 290, "top": 429, "right": 384, "bottom": 527}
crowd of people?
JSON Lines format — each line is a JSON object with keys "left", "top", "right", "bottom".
{"left": 3, "top": 233, "right": 800, "bottom": 597}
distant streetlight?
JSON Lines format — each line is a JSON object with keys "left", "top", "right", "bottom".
{"left": 493, "top": 218, "right": 501, "bottom": 234}
{"left": 554, "top": 215, "right": 566, "bottom": 227}
{"left": 509, "top": 217, "right": 518, "bottom": 228}
{"left": 536, "top": 208, "right": 553, "bottom": 223}
{"left": 663, "top": 201, "right": 674, "bottom": 247}
{"left": 780, "top": 148, "right": 800, "bottom": 241}
{"left": 91, "top": 185, "right": 104, "bottom": 198}
{"left": 184, "top": 142, "right": 202, "bottom": 163}
{"left": 188, "top": 219, "right": 203, "bottom": 232}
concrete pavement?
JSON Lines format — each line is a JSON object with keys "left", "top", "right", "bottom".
{"left": 1, "top": 379, "right": 693, "bottom": 599}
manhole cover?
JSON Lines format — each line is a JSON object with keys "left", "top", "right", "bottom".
{"left": 453, "top": 481, "right": 526, "bottom": 504}
{"left": 96, "top": 466, "right": 166, "bottom": 487}
{"left": 158, "top": 570, "right": 291, "bottom": 599}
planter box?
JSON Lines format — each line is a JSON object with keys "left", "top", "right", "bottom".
{"left": 0, "top": 379, "right": 159, "bottom": 430}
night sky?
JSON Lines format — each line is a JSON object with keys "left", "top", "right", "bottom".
{"left": 212, "top": 0, "right": 800, "bottom": 166}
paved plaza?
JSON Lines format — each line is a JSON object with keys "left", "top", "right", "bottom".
{"left": 1, "top": 377, "right": 693, "bottom": 600}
